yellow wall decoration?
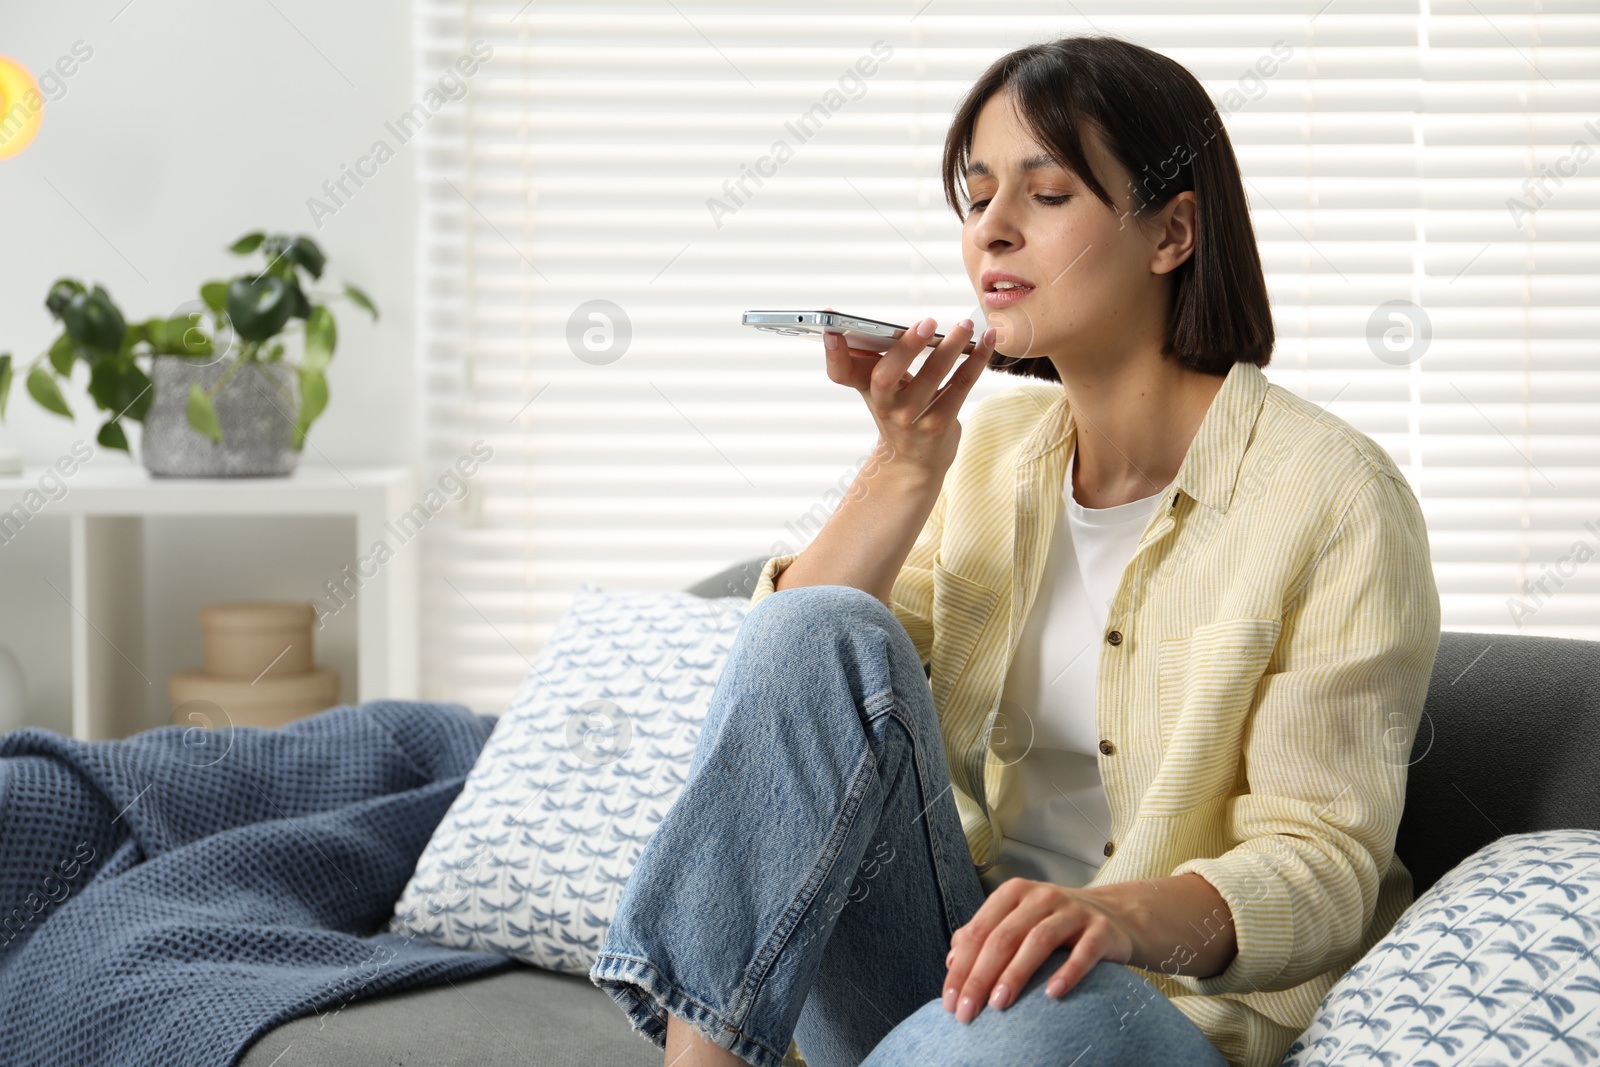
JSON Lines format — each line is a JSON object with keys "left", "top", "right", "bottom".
{"left": 0, "top": 56, "right": 45, "bottom": 160}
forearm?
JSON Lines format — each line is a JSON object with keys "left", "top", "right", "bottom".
{"left": 1082, "top": 873, "right": 1237, "bottom": 980}
{"left": 773, "top": 438, "right": 942, "bottom": 606}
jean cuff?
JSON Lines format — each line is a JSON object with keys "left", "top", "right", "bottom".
{"left": 590, "top": 952, "right": 788, "bottom": 1067}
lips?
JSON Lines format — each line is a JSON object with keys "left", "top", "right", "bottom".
{"left": 981, "top": 269, "right": 1034, "bottom": 290}
{"left": 981, "top": 269, "right": 1036, "bottom": 309}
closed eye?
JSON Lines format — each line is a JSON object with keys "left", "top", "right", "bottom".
{"left": 969, "top": 194, "right": 1071, "bottom": 211}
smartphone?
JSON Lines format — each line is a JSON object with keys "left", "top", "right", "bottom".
{"left": 742, "top": 310, "right": 995, "bottom": 356}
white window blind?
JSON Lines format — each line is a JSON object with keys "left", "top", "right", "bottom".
{"left": 416, "top": 1, "right": 1600, "bottom": 712}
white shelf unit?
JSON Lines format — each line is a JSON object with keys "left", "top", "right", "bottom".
{"left": 0, "top": 464, "right": 418, "bottom": 741}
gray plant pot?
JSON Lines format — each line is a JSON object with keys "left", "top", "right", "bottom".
{"left": 141, "top": 356, "right": 302, "bottom": 478}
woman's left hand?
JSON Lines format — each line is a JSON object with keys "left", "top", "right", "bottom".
{"left": 941, "top": 877, "right": 1139, "bottom": 1024}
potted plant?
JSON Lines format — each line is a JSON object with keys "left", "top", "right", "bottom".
{"left": 0, "top": 231, "right": 377, "bottom": 477}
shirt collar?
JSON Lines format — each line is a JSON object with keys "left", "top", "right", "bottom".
{"left": 1013, "top": 360, "right": 1271, "bottom": 514}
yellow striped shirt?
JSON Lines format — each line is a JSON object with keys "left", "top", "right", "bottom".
{"left": 748, "top": 359, "right": 1442, "bottom": 1067}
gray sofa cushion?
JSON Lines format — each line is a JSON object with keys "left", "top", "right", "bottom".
{"left": 1394, "top": 629, "right": 1599, "bottom": 894}
{"left": 238, "top": 962, "right": 659, "bottom": 1066}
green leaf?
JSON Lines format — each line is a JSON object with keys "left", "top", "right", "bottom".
{"left": 89, "top": 359, "right": 153, "bottom": 422}
{"left": 266, "top": 342, "right": 285, "bottom": 362}
{"left": 303, "top": 306, "right": 336, "bottom": 372}
{"left": 186, "top": 383, "right": 222, "bottom": 443}
{"left": 229, "top": 232, "right": 265, "bottom": 254}
{"left": 49, "top": 332, "right": 77, "bottom": 375}
{"left": 343, "top": 282, "right": 379, "bottom": 321}
{"left": 62, "top": 287, "right": 128, "bottom": 352}
{"left": 118, "top": 322, "right": 141, "bottom": 359}
{"left": 225, "top": 275, "right": 295, "bottom": 342}
{"left": 87, "top": 358, "right": 125, "bottom": 411}
{"left": 0, "top": 354, "right": 11, "bottom": 421}
{"left": 171, "top": 313, "right": 214, "bottom": 356}
{"left": 144, "top": 317, "right": 170, "bottom": 351}
{"left": 293, "top": 367, "right": 328, "bottom": 449}
{"left": 200, "top": 281, "right": 228, "bottom": 313}
{"left": 45, "top": 278, "right": 85, "bottom": 319}
{"left": 258, "top": 235, "right": 302, "bottom": 280}
{"left": 27, "top": 366, "right": 72, "bottom": 418}
{"left": 96, "top": 419, "right": 129, "bottom": 451}
{"left": 285, "top": 236, "right": 326, "bottom": 279}
{"left": 288, "top": 279, "right": 312, "bottom": 320}
{"left": 146, "top": 314, "right": 213, "bottom": 357}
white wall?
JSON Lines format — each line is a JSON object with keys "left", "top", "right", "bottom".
{"left": 0, "top": 0, "right": 417, "bottom": 732}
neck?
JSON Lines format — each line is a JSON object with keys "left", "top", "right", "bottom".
{"left": 1052, "top": 350, "right": 1226, "bottom": 509}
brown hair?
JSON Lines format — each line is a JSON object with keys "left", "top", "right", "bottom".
{"left": 942, "top": 35, "right": 1274, "bottom": 380}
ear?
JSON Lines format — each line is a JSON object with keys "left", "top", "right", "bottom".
{"left": 1149, "top": 190, "right": 1197, "bottom": 276}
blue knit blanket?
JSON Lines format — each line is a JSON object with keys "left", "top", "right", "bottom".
{"left": 0, "top": 700, "right": 516, "bottom": 1066}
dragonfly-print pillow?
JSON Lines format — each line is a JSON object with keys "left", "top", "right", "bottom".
{"left": 1279, "top": 828, "right": 1600, "bottom": 1067}
{"left": 388, "top": 584, "right": 751, "bottom": 976}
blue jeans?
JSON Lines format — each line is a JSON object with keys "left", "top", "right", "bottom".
{"left": 590, "top": 585, "right": 1227, "bottom": 1067}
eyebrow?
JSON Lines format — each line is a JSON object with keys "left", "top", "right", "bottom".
{"left": 965, "top": 152, "right": 1063, "bottom": 178}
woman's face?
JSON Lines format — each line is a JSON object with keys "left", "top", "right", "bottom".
{"left": 959, "top": 90, "right": 1190, "bottom": 369}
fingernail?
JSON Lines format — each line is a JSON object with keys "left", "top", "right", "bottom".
{"left": 916, "top": 318, "right": 936, "bottom": 338}
{"left": 982, "top": 327, "right": 997, "bottom": 346}
{"left": 824, "top": 331, "right": 840, "bottom": 350}
{"left": 989, "top": 983, "right": 1011, "bottom": 1010}
{"left": 1046, "top": 979, "right": 1066, "bottom": 998}
{"left": 942, "top": 986, "right": 957, "bottom": 1013}
{"left": 957, "top": 318, "right": 973, "bottom": 332}
{"left": 956, "top": 995, "right": 976, "bottom": 1024}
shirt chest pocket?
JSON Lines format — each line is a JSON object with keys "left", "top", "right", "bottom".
{"left": 929, "top": 561, "right": 1000, "bottom": 710}
{"left": 1148, "top": 616, "right": 1283, "bottom": 813}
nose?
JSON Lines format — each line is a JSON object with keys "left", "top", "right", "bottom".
{"left": 969, "top": 191, "right": 1022, "bottom": 254}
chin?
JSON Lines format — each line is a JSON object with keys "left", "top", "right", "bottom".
{"left": 987, "top": 308, "right": 1045, "bottom": 362}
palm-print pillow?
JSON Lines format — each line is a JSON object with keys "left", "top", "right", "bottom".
{"left": 388, "top": 585, "right": 751, "bottom": 976}
{"left": 1279, "top": 828, "right": 1600, "bottom": 1067}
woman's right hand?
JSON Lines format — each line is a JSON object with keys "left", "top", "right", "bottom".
{"left": 821, "top": 313, "right": 996, "bottom": 478}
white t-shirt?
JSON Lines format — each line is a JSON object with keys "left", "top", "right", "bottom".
{"left": 979, "top": 444, "right": 1171, "bottom": 894}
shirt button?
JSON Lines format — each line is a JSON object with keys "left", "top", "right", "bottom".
{"left": 1103, "top": 840, "right": 1115, "bottom": 857}
{"left": 1106, "top": 630, "right": 1122, "bottom": 646}
{"left": 1098, "top": 739, "right": 1115, "bottom": 756}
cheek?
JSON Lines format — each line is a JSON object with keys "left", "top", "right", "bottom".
{"left": 1050, "top": 219, "right": 1142, "bottom": 299}
{"left": 961, "top": 221, "right": 984, "bottom": 275}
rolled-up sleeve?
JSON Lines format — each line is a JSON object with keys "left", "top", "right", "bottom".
{"left": 887, "top": 481, "right": 945, "bottom": 668}
{"left": 746, "top": 480, "right": 947, "bottom": 671}
{"left": 747, "top": 551, "right": 803, "bottom": 610}
{"left": 1167, "top": 470, "right": 1442, "bottom": 997}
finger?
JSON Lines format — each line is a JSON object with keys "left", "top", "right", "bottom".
{"left": 826, "top": 334, "right": 915, "bottom": 394}
{"left": 897, "top": 318, "right": 975, "bottom": 417}
{"left": 940, "top": 878, "right": 1030, "bottom": 1019}
{"left": 868, "top": 317, "right": 938, "bottom": 409}
{"left": 819, "top": 306, "right": 875, "bottom": 389}
{"left": 916, "top": 326, "right": 995, "bottom": 423}
{"left": 985, "top": 912, "right": 1085, "bottom": 1012}
{"left": 951, "top": 904, "right": 1059, "bottom": 1024}
{"left": 941, "top": 879, "right": 1017, "bottom": 1012}
{"left": 822, "top": 328, "right": 875, "bottom": 391}
{"left": 1043, "top": 922, "right": 1112, "bottom": 999}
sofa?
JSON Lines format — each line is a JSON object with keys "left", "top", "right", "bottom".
{"left": 238, "top": 555, "right": 1600, "bottom": 1067}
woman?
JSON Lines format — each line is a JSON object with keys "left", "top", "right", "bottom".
{"left": 591, "top": 35, "right": 1440, "bottom": 1067}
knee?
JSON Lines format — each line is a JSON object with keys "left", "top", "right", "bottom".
{"left": 859, "top": 996, "right": 986, "bottom": 1066}
{"left": 861, "top": 959, "right": 1170, "bottom": 1067}
{"left": 731, "top": 585, "right": 926, "bottom": 728}
{"left": 744, "top": 583, "right": 899, "bottom": 640}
